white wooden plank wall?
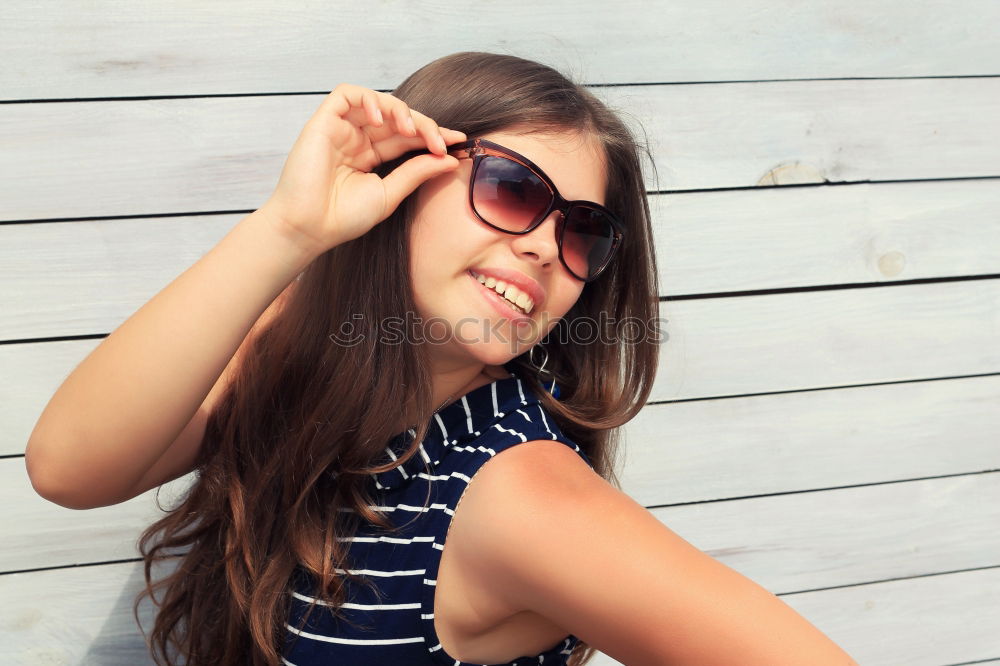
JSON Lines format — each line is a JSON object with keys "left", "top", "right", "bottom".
{"left": 2, "top": 2, "right": 998, "bottom": 665}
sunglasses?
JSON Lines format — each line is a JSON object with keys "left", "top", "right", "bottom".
{"left": 441, "top": 138, "right": 625, "bottom": 282}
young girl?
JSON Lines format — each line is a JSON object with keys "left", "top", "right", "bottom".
{"left": 26, "top": 53, "right": 858, "bottom": 665}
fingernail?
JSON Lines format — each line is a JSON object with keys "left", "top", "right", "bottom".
{"left": 406, "top": 115, "right": 416, "bottom": 133}
{"left": 375, "top": 108, "right": 383, "bottom": 124}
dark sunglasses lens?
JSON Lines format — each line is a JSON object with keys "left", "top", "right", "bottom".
{"left": 563, "top": 207, "right": 617, "bottom": 280}
{"left": 472, "top": 156, "right": 551, "bottom": 231}
{"left": 472, "top": 154, "right": 618, "bottom": 280}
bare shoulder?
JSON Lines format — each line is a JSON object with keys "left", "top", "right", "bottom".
{"left": 451, "top": 439, "right": 860, "bottom": 666}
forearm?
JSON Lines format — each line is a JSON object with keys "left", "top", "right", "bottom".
{"left": 24, "top": 208, "right": 320, "bottom": 504}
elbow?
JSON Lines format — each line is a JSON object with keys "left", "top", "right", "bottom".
{"left": 24, "top": 438, "right": 55, "bottom": 501}
{"left": 24, "top": 440, "right": 105, "bottom": 510}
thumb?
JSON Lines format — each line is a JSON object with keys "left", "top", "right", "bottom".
{"left": 380, "top": 153, "right": 460, "bottom": 217}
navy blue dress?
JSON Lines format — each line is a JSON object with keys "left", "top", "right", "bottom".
{"left": 282, "top": 367, "right": 592, "bottom": 665}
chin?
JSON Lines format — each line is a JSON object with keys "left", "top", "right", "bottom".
{"left": 464, "top": 340, "right": 528, "bottom": 367}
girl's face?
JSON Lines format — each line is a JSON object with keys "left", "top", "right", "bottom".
{"left": 408, "top": 129, "right": 608, "bottom": 369}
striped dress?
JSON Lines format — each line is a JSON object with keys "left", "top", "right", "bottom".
{"left": 281, "top": 366, "right": 593, "bottom": 665}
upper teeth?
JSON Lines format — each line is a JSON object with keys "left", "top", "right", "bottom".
{"left": 472, "top": 271, "right": 535, "bottom": 314}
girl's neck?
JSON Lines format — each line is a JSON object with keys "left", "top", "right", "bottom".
{"left": 393, "top": 364, "right": 510, "bottom": 435}
{"left": 431, "top": 364, "right": 507, "bottom": 414}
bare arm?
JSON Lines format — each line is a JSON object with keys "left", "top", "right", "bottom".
{"left": 24, "top": 209, "right": 320, "bottom": 509}
{"left": 24, "top": 83, "right": 466, "bottom": 510}
{"left": 450, "top": 441, "right": 861, "bottom": 666}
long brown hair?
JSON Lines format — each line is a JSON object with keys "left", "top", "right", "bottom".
{"left": 134, "top": 51, "right": 659, "bottom": 666}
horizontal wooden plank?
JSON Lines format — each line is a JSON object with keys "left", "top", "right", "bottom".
{"left": 0, "top": 559, "right": 170, "bottom": 666}
{"left": 1, "top": 339, "right": 100, "bottom": 458}
{"left": 653, "top": 279, "right": 1000, "bottom": 401}
{"left": 0, "top": 216, "right": 235, "bottom": 340}
{"left": 654, "top": 178, "right": 1000, "bottom": 294}
{"left": 622, "top": 374, "right": 1000, "bottom": 506}
{"left": 2, "top": 462, "right": 190, "bottom": 571}
{"left": 3, "top": 79, "right": 999, "bottom": 222}
{"left": 598, "top": 78, "right": 1000, "bottom": 190}
{"left": 2, "top": 1, "right": 999, "bottom": 99}
{"left": 2, "top": 557, "right": 997, "bottom": 665}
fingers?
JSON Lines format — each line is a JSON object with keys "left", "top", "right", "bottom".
{"left": 380, "top": 153, "right": 461, "bottom": 217}
{"left": 318, "top": 83, "right": 463, "bottom": 158}
{"left": 360, "top": 89, "right": 383, "bottom": 128}
{"left": 371, "top": 127, "right": 465, "bottom": 163}
{"left": 371, "top": 95, "right": 453, "bottom": 155}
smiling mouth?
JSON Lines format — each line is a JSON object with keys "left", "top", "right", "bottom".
{"left": 469, "top": 270, "right": 535, "bottom": 315}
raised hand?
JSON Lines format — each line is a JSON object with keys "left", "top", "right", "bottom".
{"left": 259, "top": 83, "right": 466, "bottom": 255}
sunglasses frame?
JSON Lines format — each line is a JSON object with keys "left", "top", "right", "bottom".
{"left": 445, "top": 138, "right": 625, "bottom": 282}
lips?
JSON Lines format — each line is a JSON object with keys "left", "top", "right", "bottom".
{"left": 467, "top": 267, "right": 546, "bottom": 311}
{"left": 468, "top": 271, "right": 534, "bottom": 325}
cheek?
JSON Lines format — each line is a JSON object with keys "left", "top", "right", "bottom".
{"left": 410, "top": 221, "right": 471, "bottom": 286}
{"left": 406, "top": 219, "right": 475, "bottom": 318}
{"left": 407, "top": 221, "right": 439, "bottom": 318}
{"left": 541, "top": 282, "right": 585, "bottom": 331}
{"left": 411, "top": 188, "right": 483, "bottom": 254}
{"left": 408, "top": 209, "right": 451, "bottom": 276}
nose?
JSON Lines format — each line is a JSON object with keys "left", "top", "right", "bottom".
{"left": 508, "top": 210, "right": 562, "bottom": 269}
